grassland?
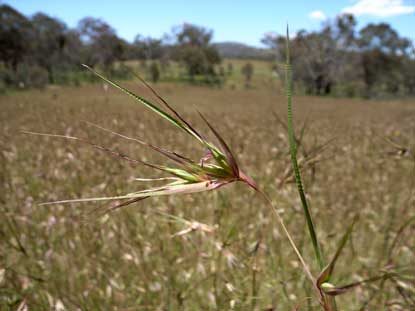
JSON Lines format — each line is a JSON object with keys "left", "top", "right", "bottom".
{"left": 124, "top": 58, "right": 278, "bottom": 90}
{"left": 1, "top": 79, "right": 414, "bottom": 310}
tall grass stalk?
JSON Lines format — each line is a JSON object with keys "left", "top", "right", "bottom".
{"left": 285, "top": 27, "right": 324, "bottom": 270}
{"left": 284, "top": 27, "right": 339, "bottom": 311}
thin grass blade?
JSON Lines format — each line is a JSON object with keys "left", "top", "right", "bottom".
{"left": 323, "top": 274, "right": 392, "bottom": 296}
{"left": 94, "top": 196, "right": 149, "bottom": 216}
{"left": 40, "top": 180, "right": 226, "bottom": 206}
{"left": 317, "top": 215, "right": 359, "bottom": 287}
{"left": 21, "top": 131, "right": 166, "bottom": 172}
{"left": 83, "top": 121, "right": 200, "bottom": 172}
{"left": 197, "top": 110, "right": 239, "bottom": 176}
{"left": 132, "top": 72, "right": 205, "bottom": 143}
{"left": 82, "top": 65, "right": 204, "bottom": 144}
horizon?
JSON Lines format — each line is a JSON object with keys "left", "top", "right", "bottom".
{"left": 2, "top": 0, "right": 414, "bottom": 47}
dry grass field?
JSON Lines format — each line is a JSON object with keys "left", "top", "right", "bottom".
{"left": 1, "top": 81, "right": 414, "bottom": 310}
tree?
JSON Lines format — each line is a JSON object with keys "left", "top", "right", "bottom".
{"left": 78, "top": 17, "right": 124, "bottom": 69}
{"left": 171, "top": 23, "right": 221, "bottom": 78}
{"left": 133, "top": 35, "right": 165, "bottom": 60}
{"left": 262, "top": 15, "right": 359, "bottom": 96}
{"left": 241, "top": 62, "right": 254, "bottom": 88}
{"left": 402, "top": 46, "right": 415, "bottom": 95}
{"left": 262, "top": 29, "right": 337, "bottom": 95}
{"left": 261, "top": 31, "right": 287, "bottom": 61}
{"left": 0, "top": 5, "right": 32, "bottom": 71}
{"left": 30, "top": 13, "right": 68, "bottom": 83}
{"left": 359, "top": 23, "right": 411, "bottom": 55}
{"left": 60, "top": 30, "right": 84, "bottom": 69}
{"left": 334, "top": 14, "right": 357, "bottom": 50}
{"left": 358, "top": 23, "right": 411, "bottom": 97}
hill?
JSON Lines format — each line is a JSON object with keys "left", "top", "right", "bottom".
{"left": 213, "top": 41, "right": 274, "bottom": 60}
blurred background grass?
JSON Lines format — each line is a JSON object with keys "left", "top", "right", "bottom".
{"left": 1, "top": 81, "right": 414, "bottom": 310}
{"left": 1, "top": 2, "right": 415, "bottom": 310}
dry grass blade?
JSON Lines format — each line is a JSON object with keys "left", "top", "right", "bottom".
{"left": 259, "top": 192, "right": 318, "bottom": 294}
{"left": 322, "top": 273, "right": 393, "bottom": 296}
{"left": 91, "top": 196, "right": 149, "bottom": 216}
{"left": 83, "top": 121, "right": 197, "bottom": 169}
{"left": 21, "top": 131, "right": 164, "bottom": 171}
{"left": 16, "top": 299, "right": 27, "bottom": 311}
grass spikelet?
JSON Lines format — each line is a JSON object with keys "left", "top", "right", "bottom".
{"left": 24, "top": 70, "right": 259, "bottom": 213}
{"left": 24, "top": 60, "right": 318, "bottom": 298}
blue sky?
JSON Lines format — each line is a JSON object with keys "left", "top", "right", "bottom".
{"left": 3, "top": 0, "right": 414, "bottom": 46}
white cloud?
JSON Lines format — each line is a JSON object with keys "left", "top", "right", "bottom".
{"left": 342, "top": 0, "right": 415, "bottom": 17}
{"left": 309, "top": 10, "right": 327, "bottom": 21}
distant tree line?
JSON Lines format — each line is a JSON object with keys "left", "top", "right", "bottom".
{"left": 0, "top": 4, "right": 221, "bottom": 90}
{"left": 1, "top": 4, "right": 414, "bottom": 98}
{"left": 262, "top": 14, "right": 415, "bottom": 98}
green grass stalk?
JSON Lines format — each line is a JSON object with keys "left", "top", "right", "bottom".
{"left": 285, "top": 27, "right": 324, "bottom": 270}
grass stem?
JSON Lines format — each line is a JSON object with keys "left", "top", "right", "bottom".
{"left": 285, "top": 26, "right": 324, "bottom": 270}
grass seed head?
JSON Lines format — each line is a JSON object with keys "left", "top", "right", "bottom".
{"left": 25, "top": 66, "right": 259, "bottom": 214}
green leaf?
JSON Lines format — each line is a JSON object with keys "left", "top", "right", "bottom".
{"left": 317, "top": 215, "right": 359, "bottom": 287}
